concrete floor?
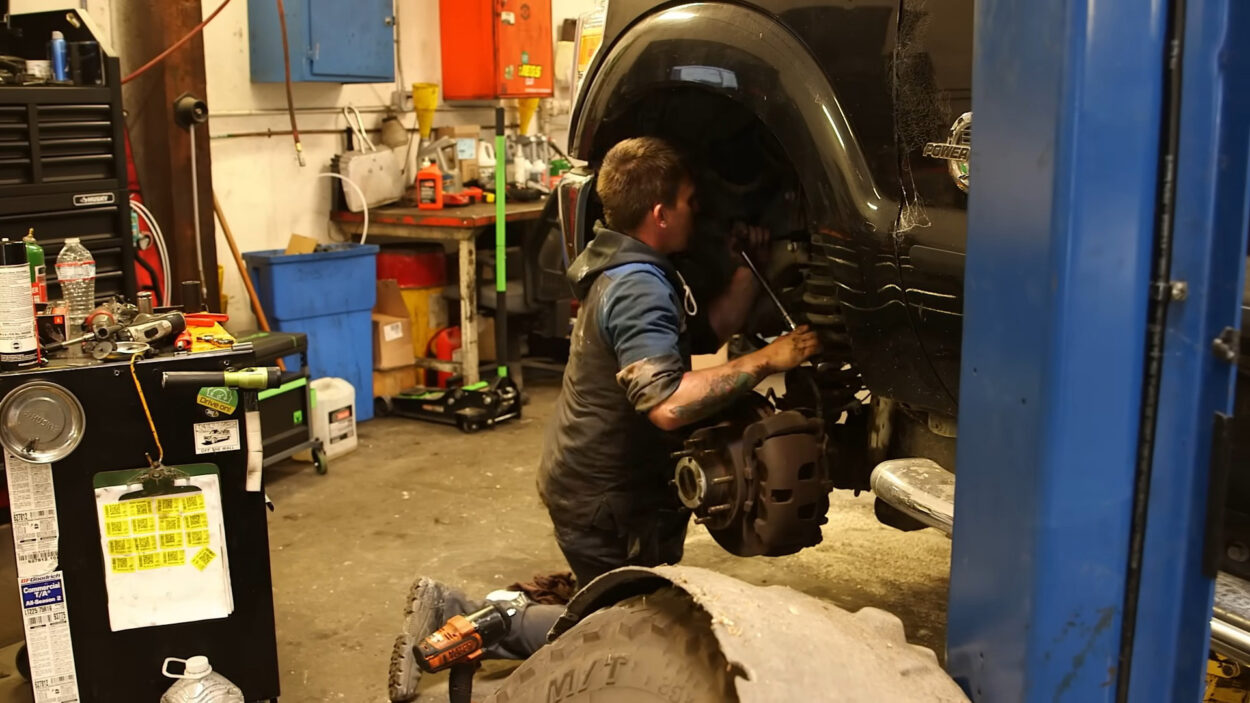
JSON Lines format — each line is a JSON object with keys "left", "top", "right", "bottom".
{"left": 0, "top": 376, "right": 952, "bottom": 702}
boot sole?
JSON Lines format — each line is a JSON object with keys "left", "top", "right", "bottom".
{"left": 387, "top": 633, "right": 421, "bottom": 702}
{"left": 389, "top": 577, "right": 452, "bottom": 701}
{"left": 403, "top": 577, "right": 452, "bottom": 639}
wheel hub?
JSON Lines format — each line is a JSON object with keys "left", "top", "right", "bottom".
{"left": 672, "top": 398, "right": 830, "bottom": 557}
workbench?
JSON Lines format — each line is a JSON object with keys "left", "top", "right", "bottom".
{"left": 331, "top": 200, "right": 546, "bottom": 385}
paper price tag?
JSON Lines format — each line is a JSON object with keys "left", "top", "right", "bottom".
{"left": 5, "top": 451, "right": 60, "bottom": 577}
{"left": 20, "top": 572, "right": 80, "bottom": 703}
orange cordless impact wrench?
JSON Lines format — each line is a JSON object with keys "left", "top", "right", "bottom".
{"left": 417, "top": 602, "right": 513, "bottom": 703}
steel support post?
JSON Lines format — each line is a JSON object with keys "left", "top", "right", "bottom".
{"left": 946, "top": 0, "right": 1168, "bottom": 700}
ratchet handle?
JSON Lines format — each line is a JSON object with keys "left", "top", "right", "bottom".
{"left": 740, "top": 251, "right": 798, "bottom": 332}
{"left": 162, "top": 367, "right": 281, "bottom": 389}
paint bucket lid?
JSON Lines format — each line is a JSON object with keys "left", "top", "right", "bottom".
{"left": 0, "top": 381, "right": 85, "bottom": 463}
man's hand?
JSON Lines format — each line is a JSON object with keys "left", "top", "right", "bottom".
{"left": 731, "top": 223, "right": 772, "bottom": 267}
{"left": 646, "top": 324, "right": 823, "bottom": 431}
{"left": 761, "top": 325, "right": 822, "bottom": 372}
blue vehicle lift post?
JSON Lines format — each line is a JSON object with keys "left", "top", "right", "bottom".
{"left": 947, "top": 0, "right": 1250, "bottom": 700}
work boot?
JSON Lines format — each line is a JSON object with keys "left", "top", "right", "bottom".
{"left": 388, "top": 577, "right": 461, "bottom": 702}
{"left": 387, "top": 577, "right": 566, "bottom": 701}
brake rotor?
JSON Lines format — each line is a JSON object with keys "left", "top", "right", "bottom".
{"left": 672, "top": 396, "right": 830, "bottom": 557}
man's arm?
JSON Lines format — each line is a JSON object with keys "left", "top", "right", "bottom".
{"left": 705, "top": 224, "right": 770, "bottom": 344}
{"left": 645, "top": 326, "right": 821, "bottom": 431}
{"left": 706, "top": 267, "right": 759, "bottom": 344}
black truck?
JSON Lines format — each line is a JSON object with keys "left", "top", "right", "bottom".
{"left": 556, "top": 0, "right": 978, "bottom": 553}
{"left": 555, "top": 0, "right": 1250, "bottom": 571}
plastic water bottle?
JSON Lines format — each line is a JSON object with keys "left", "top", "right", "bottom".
{"left": 54, "top": 238, "right": 94, "bottom": 333}
{"left": 160, "top": 656, "right": 244, "bottom": 703}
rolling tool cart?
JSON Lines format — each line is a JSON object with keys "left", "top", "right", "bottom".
{"left": 1, "top": 348, "right": 280, "bottom": 702}
{"left": 236, "top": 330, "right": 327, "bottom": 474}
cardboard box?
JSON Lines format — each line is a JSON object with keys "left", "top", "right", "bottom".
{"left": 374, "top": 364, "right": 420, "bottom": 399}
{"left": 451, "top": 316, "right": 496, "bottom": 364}
{"left": 372, "top": 279, "right": 415, "bottom": 370}
{"left": 478, "top": 316, "right": 496, "bottom": 362}
{"left": 435, "top": 125, "right": 481, "bottom": 185}
{"left": 284, "top": 233, "right": 319, "bottom": 255}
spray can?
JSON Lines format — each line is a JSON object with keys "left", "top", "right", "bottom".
{"left": 23, "top": 230, "right": 46, "bottom": 304}
{"left": 49, "top": 31, "right": 68, "bottom": 82}
{"left": 0, "top": 238, "right": 38, "bottom": 370}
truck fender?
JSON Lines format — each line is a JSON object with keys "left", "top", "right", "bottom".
{"left": 571, "top": 2, "right": 895, "bottom": 237}
{"left": 549, "top": 565, "right": 969, "bottom": 702}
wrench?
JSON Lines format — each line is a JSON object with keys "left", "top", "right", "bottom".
{"left": 740, "top": 250, "right": 798, "bottom": 332}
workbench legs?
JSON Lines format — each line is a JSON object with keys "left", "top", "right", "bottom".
{"left": 458, "top": 238, "right": 479, "bottom": 385}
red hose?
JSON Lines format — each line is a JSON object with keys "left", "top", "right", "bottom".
{"left": 121, "top": 0, "right": 234, "bottom": 84}
{"left": 275, "top": 0, "right": 305, "bottom": 166}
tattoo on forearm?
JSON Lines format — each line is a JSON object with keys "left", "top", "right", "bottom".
{"left": 670, "top": 371, "right": 757, "bottom": 422}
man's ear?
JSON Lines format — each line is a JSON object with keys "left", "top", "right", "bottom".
{"left": 653, "top": 202, "right": 667, "bottom": 228}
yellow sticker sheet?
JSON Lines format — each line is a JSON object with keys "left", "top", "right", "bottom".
{"left": 97, "top": 495, "right": 213, "bottom": 573}
{"left": 93, "top": 466, "right": 233, "bottom": 633}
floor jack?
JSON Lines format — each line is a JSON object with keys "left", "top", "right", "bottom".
{"left": 389, "top": 377, "right": 520, "bottom": 433}
{"left": 389, "top": 108, "right": 522, "bottom": 434}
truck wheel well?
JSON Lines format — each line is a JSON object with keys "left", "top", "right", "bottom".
{"left": 586, "top": 86, "right": 801, "bottom": 234}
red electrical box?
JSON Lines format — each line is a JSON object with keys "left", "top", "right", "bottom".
{"left": 439, "top": 0, "right": 554, "bottom": 100}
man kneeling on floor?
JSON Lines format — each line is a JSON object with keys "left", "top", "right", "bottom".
{"left": 388, "top": 137, "right": 821, "bottom": 700}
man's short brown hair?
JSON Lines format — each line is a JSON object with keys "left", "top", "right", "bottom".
{"left": 596, "top": 137, "right": 689, "bottom": 233}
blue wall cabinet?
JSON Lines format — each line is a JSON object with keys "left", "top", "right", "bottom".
{"left": 249, "top": 0, "right": 395, "bottom": 83}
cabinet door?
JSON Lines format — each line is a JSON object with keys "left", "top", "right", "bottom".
{"left": 495, "top": 0, "right": 553, "bottom": 97}
{"left": 308, "top": 0, "right": 395, "bottom": 81}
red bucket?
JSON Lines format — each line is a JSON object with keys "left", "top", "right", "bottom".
{"left": 376, "top": 248, "right": 447, "bottom": 288}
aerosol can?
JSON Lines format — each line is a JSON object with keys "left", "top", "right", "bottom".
{"left": 0, "top": 238, "right": 37, "bottom": 370}
{"left": 23, "top": 229, "right": 45, "bottom": 304}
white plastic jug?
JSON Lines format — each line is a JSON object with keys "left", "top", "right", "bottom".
{"left": 306, "top": 377, "right": 358, "bottom": 460}
{"left": 477, "top": 141, "right": 495, "bottom": 181}
{"left": 160, "top": 656, "right": 244, "bottom": 703}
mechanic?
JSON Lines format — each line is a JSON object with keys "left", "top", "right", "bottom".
{"left": 538, "top": 136, "right": 822, "bottom": 585}
{"left": 390, "top": 138, "right": 820, "bottom": 696}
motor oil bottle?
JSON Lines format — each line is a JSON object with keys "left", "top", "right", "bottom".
{"left": 416, "top": 160, "right": 443, "bottom": 210}
{"left": 23, "top": 229, "right": 45, "bottom": 304}
{"left": 160, "top": 656, "right": 244, "bottom": 703}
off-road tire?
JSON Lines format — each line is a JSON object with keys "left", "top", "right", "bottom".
{"left": 486, "top": 588, "right": 739, "bottom": 703}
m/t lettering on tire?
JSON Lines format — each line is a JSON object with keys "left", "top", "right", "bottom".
{"left": 546, "top": 655, "right": 629, "bottom": 702}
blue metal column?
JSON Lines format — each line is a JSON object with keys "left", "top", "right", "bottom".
{"left": 946, "top": 1, "right": 1167, "bottom": 702}
{"left": 1126, "top": 0, "right": 1250, "bottom": 699}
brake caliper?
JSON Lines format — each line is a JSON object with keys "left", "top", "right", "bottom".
{"left": 673, "top": 408, "right": 829, "bottom": 557}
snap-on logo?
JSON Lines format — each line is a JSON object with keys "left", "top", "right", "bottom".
{"left": 72, "top": 192, "right": 115, "bottom": 207}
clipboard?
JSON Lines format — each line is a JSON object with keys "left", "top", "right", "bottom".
{"left": 93, "top": 464, "right": 234, "bottom": 632}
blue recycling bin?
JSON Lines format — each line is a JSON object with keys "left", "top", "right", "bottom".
{"left": 244, "top": 243, "right": 379, "bottom": 421}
